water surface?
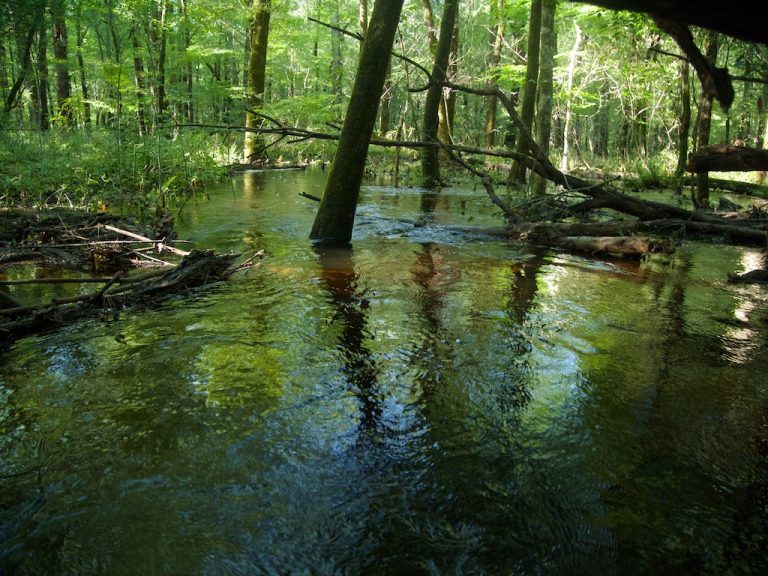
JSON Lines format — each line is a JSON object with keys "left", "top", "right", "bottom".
{"left": 1, "top": 169, "right": 767, "bottom": 575}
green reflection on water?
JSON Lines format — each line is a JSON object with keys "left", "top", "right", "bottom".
{"left": 1, "top": 170, "right": 767, "bottom": 575}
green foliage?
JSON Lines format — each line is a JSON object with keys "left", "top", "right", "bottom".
{"left": 0, "top": 128, "right": 227, "bottom": 217}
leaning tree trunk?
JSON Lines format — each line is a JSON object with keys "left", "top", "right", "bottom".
{"left": 421, "top": 0, "right": 459, "bottom": 187}
{"left": 243, "top": 0, "right": 271, "bottom": 164}
{"left": 309, "top": 0, "right": 405, "bottom": 244}
{"left": 509, "top": 0, "right": 541, "bottom": 184}
{"left": 531, "top": 0, "right": 555, "bottom": 196}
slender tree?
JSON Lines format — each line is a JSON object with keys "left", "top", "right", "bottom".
{"left": 484, "top": 0, "right": 505, "bottom": 148}
{"left": 51, "top": 0, "right": 73, "bottom": 127}
{"left": 243, "top": 0, "right": 271, "bottom": 163}
{"left": 560, "top": 23, "right": 581, "bottom": 172}
{"left": 675, "top": 58, "right": 691, "bottom": 177}
{"left": 421, "top": 0, "right": 458, "bottom": 187}
{"left": 130, "top": 26, "right": 148, "bottom": 135}
{"left": 694, "top": 30, "right": 718, "bottom": 209}
{"left": 74, "top": 11, "right": 91, "bottom": 125}
{"left": 509, "top": 0, "right": 541, "bottom": 183}
{"left": 34, "top": 8, "right": 51, "bottom": 131}
{"left": 309, "top": 0, "right": 404, "bottom": 244}
{"left": 531, "top": 0, "right": 555, "bottom": 196}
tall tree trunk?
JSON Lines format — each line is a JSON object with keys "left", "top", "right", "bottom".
{"left": 309, "top": 0, "right": 404, "bottom": 244}
{"left": 531, "top": 0, "right": 555, "bottom": 196}
{"left": 131, "top": 27, "right": 148, "bottom": 135}
{"left": 421, "top": 0, "right": 458, "bottom": 187}
{"left": 4, "top": 21, "right": 35, "bottom": 116}
{"left": 180, "top": 0, "right": 194, "bottom": 122}
{"left": 243, "top": 0, "right": 271, "bottom": 163}
{"left": 509, "top": 0, "right": 541, "bottom": 184}
{"left": 103, "top": 4, "right": 122, "bottom": 127}
{"left": 484, "top": 0, "right": 505, "bottom": 148}
{"left": 0, "top": 36, "right": 8, "bottom": 107}
{"left": 379, "top": 62, "right": 392, "bottom": 136}
{"left": 35, "top": 14, "right": 51, "bottom": 131}
{"left": 437, "top": 23, "right": 458, "bottom": 153}
{"left": 151, "top": 0, "right": 168, "bottom": 121}
{"left": 419, "top": 0, "right": 451, "bottom": 154}
{"left": 694, "top": 31, "right": 718, "bottom": 209}
{"left": 359, "top": 0, "right": 368, "bottom": 37}
{"left": 330, "top": 2, "right": 343, "bottom": 103}
{"left": 560, "top": 23, "right": 581, "bottom": 173}
{"left": 51, "top": 0, "right": 73, "bottom": 127}
{"left": 74, "top": 16, "right": 91, "bottom": 125}
{"left": 675, "top": 59, "right": 691, "bottom": 178}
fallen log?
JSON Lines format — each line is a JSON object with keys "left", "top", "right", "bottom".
{"left": 558, "top": 236, "right": 672, "bottom": 256}
{"left": 0, "top": 249, "right": 262, "bottom": 341}
{"left": 727, "top": 269, "right": 768, "bottom": 284}
{"left": 687, "top": 145, "right": 768, "bottom": 173}
{"left": 488, "top": 223, "right": 675, "bottom": 256}
{"left": 691, "top": 177, "right": 768, "bottom": 197}
{"left": 479, "top": 218, "right": 766, "bottom": 248}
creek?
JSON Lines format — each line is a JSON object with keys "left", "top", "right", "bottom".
{"left": 1, "top": 168, "right": 767, "bottom": 574}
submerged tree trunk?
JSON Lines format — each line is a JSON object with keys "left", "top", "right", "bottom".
{"left": 243, "top": 0, "right": 271, "bottom": 163}
{"left": 509, "top": 0, "right": 541, "bottom": 184}
{"left": 309, "top": 0, "right": 404, "bottom": 244}
{"left": 421, "top": 0, "right": 458, "bottom": 187}
{"left": 531, "top": 0, "right": 555, "bottom": 196}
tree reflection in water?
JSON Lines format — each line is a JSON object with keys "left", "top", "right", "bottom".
{"left": 315, "top": 244, "right": 382, "bottom": 435}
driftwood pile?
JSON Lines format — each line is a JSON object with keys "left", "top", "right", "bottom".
{"left": 0, "top": 209, "right": 261, "bottom": 341}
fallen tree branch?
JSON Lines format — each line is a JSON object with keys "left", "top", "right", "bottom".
{"left": 97, "top": 224, "right": 189, "bottom": 256}
{"left": 0, "top": 250, "right": 256, "bottom": 341}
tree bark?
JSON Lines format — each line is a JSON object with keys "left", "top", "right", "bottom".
{"left": 74, "top": 12, "right": 91, "bottom": 125}
{"left": 484, "top": 0, "right": 505, "bottom": 148}
{"left": 331, "top": 2, "right": 343, "bottom": 103}
{"left": 675, "top": 58, "right": 691, "bottom": 177}
{"left": 531, "top": 0, "right": 556, "bottom": 196}
{"left": 560, "top": 23, "right": 581, "bottom": 173}
{"left": 131, "top": 27, "right": 148, "bottom": 136}
{"left": 243, "top": 0, "right": 271, "bottom": 163}
{"left": 687, "top": 145, "right": 768, "bottom": 172}
{"left": 509, "top": 0, "right": 541, "bottom": 184}
{"left": 180, "top": 0, "right": 194, "bottom": 122}
{"left": 151, "top": 0, "right": 168, "bottom": 121}
{"left": 309, "top": 0, "right": 404, "bottom": 244}
{"left": 694, "top": 31, "right": 719, "bottom": 209}
{"left": 421, "top": 0, "right": 458, "bottom": 187}
{"left": 51, "top": 0, "right": 73, "bottom": 128}
{"left": 35, "top": 13, "right": 51, "bottom": 131}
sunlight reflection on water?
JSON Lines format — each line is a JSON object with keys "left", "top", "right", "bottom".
{"left": 1, "top": 169, "right": 767, "bottom": 575}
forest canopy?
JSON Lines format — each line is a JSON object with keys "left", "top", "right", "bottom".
{"left": 0, "top": 0, "right": 766, "bottom": 218}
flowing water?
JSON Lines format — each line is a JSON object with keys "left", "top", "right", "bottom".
{"left": 1, "top": 168, "right": 767, "bottom": 575}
